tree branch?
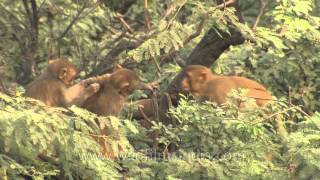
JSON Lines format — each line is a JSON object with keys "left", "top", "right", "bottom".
{"left": 144, "top": 0, "right": 151, "bottom": 31}
{"left": 22, "top": 0, "right": 39, "bottom": 44}
{"left": 158, "top": 0, "right": 245, "bottom": 122}
{"left": 56, "top": 3, "right": 87, "bottom": 41}
{"left": 160, "top": 17, "right": 205, "bottom": 65}
{"left": 116, "top": 12, "right": 134, "bottom": 34}
{"left": 216, "top": 0, "right": 236, "bottom": 9}
{"left": 252, "top": 0, "right": 267, "bottom": 30}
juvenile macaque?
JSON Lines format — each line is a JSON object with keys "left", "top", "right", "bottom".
{"left": 82, "top": 65, "right": 153, "bottom": 116}
{"left": 25, "top": 58, "right": 100, "bottom": 107}
{"left": 180, "top": 65, "right": 272, "bottom": 106}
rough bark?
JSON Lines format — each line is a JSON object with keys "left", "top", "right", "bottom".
{"left": 186, "top": 28, "right": 244, "bottom": 66}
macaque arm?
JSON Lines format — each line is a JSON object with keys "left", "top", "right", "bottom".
{"left": 64, "top": 78, "right": 101, "bottom": 107}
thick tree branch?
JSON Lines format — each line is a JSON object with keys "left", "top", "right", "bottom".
{"left": 30, "top": 0, "right": 39, "bottom": 38}
{"left": 186, "top": 28, "right": 244, "bottom": 66}
{"left": 22, "top": 0, "right": 39, "bottom": 44}
{"left": 17, "top": 0, "right": 39, "bottom": 84}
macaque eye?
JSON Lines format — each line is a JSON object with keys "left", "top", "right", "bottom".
{"left": 120, "top": 82, "right": 130, "bottom": 89}
{"left": 199, "top": 72, "right": 207, "bottom": 81}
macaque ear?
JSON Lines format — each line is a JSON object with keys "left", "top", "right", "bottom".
{"left": 113, "top": 64, "right": 123, "bottom": 72}
{"left": 186, "top": 71, "right": 192, "bottom": 78}
{"left": 48, "top": 59, "right": 55, "bottom": 64}
{"left": 59, "top": 67, "right": 68, "bottom": 79}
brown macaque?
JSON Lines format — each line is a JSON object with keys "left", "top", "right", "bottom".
{"left": 82, "top": 65, "right": 153, "bottom": 159}
{"left": 82, "top": 65, "right": 153, "bottom": 116}
{"left": 25, "top": 58, "right": 100, "bottom": 107}
{"left": 130, "top": 98, "right": 161, "bottom": 150}
{"left": 132, "top": 98, "right": 156, "bottom": 122}
{"left": 180, "top": 65, "right": 272, "bottom": 106}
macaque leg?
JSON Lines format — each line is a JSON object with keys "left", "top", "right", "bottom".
{"left": 246, "top": 89, "right": 272, "bottom": 106}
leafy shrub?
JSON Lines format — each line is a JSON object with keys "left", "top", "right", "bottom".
{"left": 0, "top": 93, "right": 131, "bottom": 179}
{"left": 122, "top": 93, "right": 320, "bottom": 179}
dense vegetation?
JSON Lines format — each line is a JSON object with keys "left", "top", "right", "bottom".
{"left": 0, "top": 0, "right": 319, "bottom": 179}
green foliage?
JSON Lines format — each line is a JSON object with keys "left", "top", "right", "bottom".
{"left": 0, "top": 0, "right": 320, "bottom": 179}
{"left": 286, "top": 112, "right": 320, "bottom": 179}
{"left": 0, "top": 93, "right": 131, "bottom": 179}
{"left": 127, "top": 1, "right": 250, "bottom": 62}
{"left": 122, "top": 94, "right": 320, "bottom": 179}
{"left": 216, "top": 0, "right": 320, "bottom": 112}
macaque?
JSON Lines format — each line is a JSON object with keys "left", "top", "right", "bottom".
{"left": 82, "top": 65, "right": 153, "bottom": 159}
{"left": 82, "top": 65, "right": 153, "bottom": 116}
{"left": 132, "top": 98, "right": 156, "bottom": 121}
{"left": 180, "top": 65, "right": 272, "bottom": 106}
{"left": 25, "top": 58, "right": 100, "bottom": 107}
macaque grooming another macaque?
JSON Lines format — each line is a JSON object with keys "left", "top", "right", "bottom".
{"left": 25, "top": 58, "right": 100, "bottom": 107}
{"left": 180, "top": 65, "right": 272, "bottom": 107}
{"left": 82, "top": 65, "right": 153, "bottom": 116}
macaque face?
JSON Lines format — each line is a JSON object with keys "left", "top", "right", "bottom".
{"left": 48, "top": 58, "right": 78, "bottom": 86}
{"left": 180, "top": 65, "right": 211, "bottom": 96}
{"left": 81, "top": 65, "right": 153, "bottom": 117}
{"left": 109, "top": 68, "right": 152, "bottom": 96}
{"left": 59, "top": 67, "right": 77, "bottom": 86}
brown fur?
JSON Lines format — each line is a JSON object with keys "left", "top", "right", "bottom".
{"left": 25, "top": 58, "right": 100, "bottom": 107}
{"left": 180, "top": 65, "right": 272, "bottom": 106}
{"left": 132, "top": 98, "right": 156, "bottom": 121}
{"left": 82, "top": 66, "right": 153, "bottom": 159}
{"left": 82, "top": 65, "right": 152, "bottom": 116}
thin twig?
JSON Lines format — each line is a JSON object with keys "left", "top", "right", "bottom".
{"left": 161, "top": 2, "right": 179, "bottom": 21}
{"left": 138, "top": 106, "right": 153, "bottom": 124}
{"left": 263, "top": 106, "right": 296, "bottom": 121}
{"left": 164, "top": 93, "right": 173, "bottom": 110}
{"left": 56, "top": 3, "right": 87, "bottom": 41}
{"left": 183, "top": 18, "right": 205, "bottom": 44}
{"left": 116, "top": 12, "right": 134, "bottom": 34}
{"left": 152, "top": 91, "right": 159, "bottom": 122}
{"left": 22, "top": 0, "right": 33, "bottom": 29}
{"left": 252, "top": 0, "right": 267, "bottom": 30}
{"left": 160, "top": 17, "right": 205, "bottom": 64}
{"left": 79, "top": 0, "right": 102, "bottom": 18}
{"left": 144, "top": 0, "right": 151, "bottom": 31}
{"left": 288, "top": 86, "right": 292, "bottom": 105}
{"left": 216, "top": 0, "right": 236, "bottom": 9}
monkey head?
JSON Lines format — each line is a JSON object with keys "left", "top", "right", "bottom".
{"left": 105, "top": 65, "right": 153, "bottom": 96}
{"left": 180, "top": 65, "right": 212, "bottom": 96}
{"left": 47, "top": 58, "right": 78, "bottom": 86}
